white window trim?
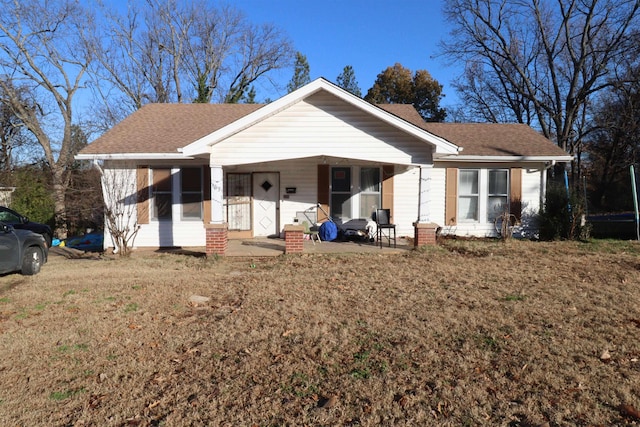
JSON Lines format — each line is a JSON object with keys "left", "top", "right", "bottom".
{"left": 180, "top": 167, "right": 204, "bottom": 221}
{"left": 150, "top": 167, "right": 174, "bottom": 221}
{"left": 487, "top": 169, "right": 510, "bottom": 223}
{"left": 458, "top": 168, "right": 511, "bottom": 224}
{"left": 458, "top": 169, "right": 480, "bottom": 223}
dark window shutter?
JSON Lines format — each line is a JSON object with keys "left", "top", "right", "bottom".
{"left": 510, "top": 168, "right": 522, "bottom": 221}
{"left": 445, "top": 168, "right": 458, "bottom": 225}
{"left": 317, "top": 164, "right": 330, "bottom": 222}
{"left": 136, "top": 166, "right": 149, "bottom": 225}
{"left": 382, "top": 165, "right": 394, "bottom": 220}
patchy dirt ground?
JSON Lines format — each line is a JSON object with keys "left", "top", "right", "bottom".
{"left": 1, "top": 239, "right": 639, "bottom": 426}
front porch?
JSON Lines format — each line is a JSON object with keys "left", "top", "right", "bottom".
{"left": 170, "top": 235, "right": 416, "bottom": 258}
{"left": 205, "top": 222, "right": 439, "bottom": 256}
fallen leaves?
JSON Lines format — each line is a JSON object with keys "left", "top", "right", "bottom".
{"left": 619, "top": 404, "right": 640, "bottom": 420}
{"left": 318, "top": 395, "right": 338, "bottom": 409}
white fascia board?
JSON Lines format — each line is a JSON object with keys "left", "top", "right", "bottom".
{"left": 435, "top": 155, "right": 574, "bottom": 163}
{"left": 75, "top": 153, "right": 193, "bottom": 161}
{"left": 181, "top": 78, "right": 461, "bottom": 157}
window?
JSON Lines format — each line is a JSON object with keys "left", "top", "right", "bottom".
{"left": 456, "top": 168, "right": 511, "bottom": 224}
{"left": 359, "top": 167, "right": 380, "bottom": 219}
{"left": 488, "top": 169, "right": 509, "bottom": 222}
{"left": 458, "top": 169, "right": 479, "bottom": 221}
{"left": 181, "top": 168, "right": 203, "bottom": 220}
{"left": 331, "top": 167, "right": 351, "bottom": 221}
{"left": 151, "top": 168, "right": 172, "bottom": 220}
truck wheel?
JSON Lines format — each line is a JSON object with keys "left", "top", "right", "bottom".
{"left": 21, "top": 247, "right": 43, "bottom": 275}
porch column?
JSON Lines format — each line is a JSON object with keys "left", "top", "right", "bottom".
{"left": 418, "top": 164, "right": 432, "bottom": 223}
{"left": 414, "top": 165, "right": 438, "bottom": 246}
{"left": 206, "top": 164, "right": 227, "bottom": 256}
{"left": 284, "top": 224, "right": 304, "bottom": 254}
{"left": 210, "top": 164, "right": 224, "bottom": 223}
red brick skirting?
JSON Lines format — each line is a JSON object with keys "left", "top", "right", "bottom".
{"left": 205, "top": 223, "right": 228, "bottom": 256}
{"left": 413, "top": 222, "right": 439, "bottom": 247}
{"left": 284, "top": 224, "right": 304, "bottom": 254}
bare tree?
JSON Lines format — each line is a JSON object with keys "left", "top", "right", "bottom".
{"left": 98, "top": 165, "right": 140, "bottom": 256}
{"left": 440, "top": 0, "right": 640, "bottom": 180}
{"left": 0, "top": 0, "right": 94, "bottom": 238}
{"left": 89, "top": 0, "right": 293, "bottom": 122}
{"left": 0, "top": 80, "right": 32, "bottom": 172}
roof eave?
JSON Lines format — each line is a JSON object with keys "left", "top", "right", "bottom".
{"left": 75, "top": 153, "right": 193, "bottom": 161}
{"left": 435, "top": 154, "right": 574, "bottom": 163}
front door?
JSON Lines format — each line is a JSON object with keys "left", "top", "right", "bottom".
{"left": 252, "top": 172, "right": 279, "bottom": 237}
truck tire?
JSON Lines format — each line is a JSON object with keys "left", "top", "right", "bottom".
{"left": 21, "top": 247, "right": 43, "bottom": 275}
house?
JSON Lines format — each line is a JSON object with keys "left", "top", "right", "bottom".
{"left": 76, "top": 78, "right": 572, "bottom": 254}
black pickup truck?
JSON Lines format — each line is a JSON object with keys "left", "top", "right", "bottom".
{"left": 0, "top": 222, "right": 48, "bottom": 275}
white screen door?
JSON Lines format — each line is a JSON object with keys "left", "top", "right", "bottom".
{"left": 252, "top": 172, "right": 279, "bottom": 237}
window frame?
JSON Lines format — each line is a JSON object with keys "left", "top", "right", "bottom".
{"left": 359, "top": 167, "right": 381, "bottom": 219}
{"left": 457, "top": 169, "right": 480, "bottom": 222}
{"left": 180, "top": 167, "right": 203, "bottom": 220}
{"left": 487, "top": 169, "right": 510, "bottom": 223}
{"left": 330, "top": 166, "right": 352, "bottom": 221}
{"left": 150, "top": 168, "right": 173, "bottom": 221}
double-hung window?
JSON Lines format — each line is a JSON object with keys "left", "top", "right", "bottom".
{"left": 150, "top": 167, "right": 204, "bottom": 221}
{"left": 458, "top": 169, "right": 479, "bottom": 221}
{"left": 151, "top": 168, "right": 172, "bottom": 220}
{"left": 488, "top": 169, "right": 509, "bottom": 222}
{"left": 457, "top": 168, "right": 510, "bottom": 223}
{"left": 181, "top": 167, "right": 203, "bottom": 220}
{"left": 331, "top": 167, "right": 352, "bottom": 221}
{"left": 359, "top": 167, "right": 381, "bottom": 219}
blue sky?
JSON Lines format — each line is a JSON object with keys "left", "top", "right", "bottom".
{"left": 232, "top": 0, "right": 461, "bottom": 107}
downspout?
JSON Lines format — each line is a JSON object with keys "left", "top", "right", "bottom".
{"left": 542, "top": 160, "right": 555, "bottom": 209}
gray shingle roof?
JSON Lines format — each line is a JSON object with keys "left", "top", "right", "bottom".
{"left": 377, "top": 104, "right": 569, "bottom": 157}
{"left": 80, "top": 103, "right": 264, "bottom": 155}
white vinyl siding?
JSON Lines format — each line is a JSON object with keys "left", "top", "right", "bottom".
{"left": 392, "top": 166, "right": 420, "bottom": 236}
{"left": 210, "top": 92, "right": 434, "bottom": 166}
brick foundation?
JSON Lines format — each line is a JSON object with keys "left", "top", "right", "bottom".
{"left": 284, "top": 224, "right": 304, "bottom": 254}
{"left": 413, "top": 222, "right": 439, "bottom": 247}
{"left": 205, "top": 223, "right": 228, "bottom": 256}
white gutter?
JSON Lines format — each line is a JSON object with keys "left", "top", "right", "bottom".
{"left": 75, "top": 153, "right": 194, "bottom": 161}
{"left": 435, "top": 155, "right": 574, "bottom": 163}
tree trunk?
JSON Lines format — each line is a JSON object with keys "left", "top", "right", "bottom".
{"left": 52, "top": 167, "right": 68, "bottom": 239}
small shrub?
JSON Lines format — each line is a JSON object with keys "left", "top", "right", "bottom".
{"left": 539, "top": 181, "right": 590, "bottom": 241}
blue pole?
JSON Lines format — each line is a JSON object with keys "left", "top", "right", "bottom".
{"left": 631, "top": 165, "right": 639, "bottom": 241}
{"left": 564, "top": 170, "right": 571, "bottom": 212}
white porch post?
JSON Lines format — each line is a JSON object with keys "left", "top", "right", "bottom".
{"left": 418, "top": 164, "right": 432, "bottom": 222}
{"left": 210, "top": 164, "right": 224, "bottom": 223}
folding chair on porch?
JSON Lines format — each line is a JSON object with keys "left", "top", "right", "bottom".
{"left": 376, "top": 208, "right": 396, "bottom": 248}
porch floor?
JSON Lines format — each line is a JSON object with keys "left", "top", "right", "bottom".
{"left": 225, "top": 236, "right": 412, "bottom": 257}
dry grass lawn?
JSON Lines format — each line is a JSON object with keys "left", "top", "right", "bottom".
{"left": 1, "top": 239, "right": 639, "bottom": 426}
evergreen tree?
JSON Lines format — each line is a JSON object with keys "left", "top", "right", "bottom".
{"left": 287, "top": 52, "right": 310, "bottom": 93}
{"left": 336, "top": 65, "right": 361, "bottom": 97}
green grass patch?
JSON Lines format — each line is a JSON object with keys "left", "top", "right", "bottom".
{"left": 49, "top": 388, "right": 85, "bottom": 401}
{"left": 124, "top": 303, "right": 139, "bottom": 312}
{"left": 56, "top": 343, "right": 88, "bottom": 353}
